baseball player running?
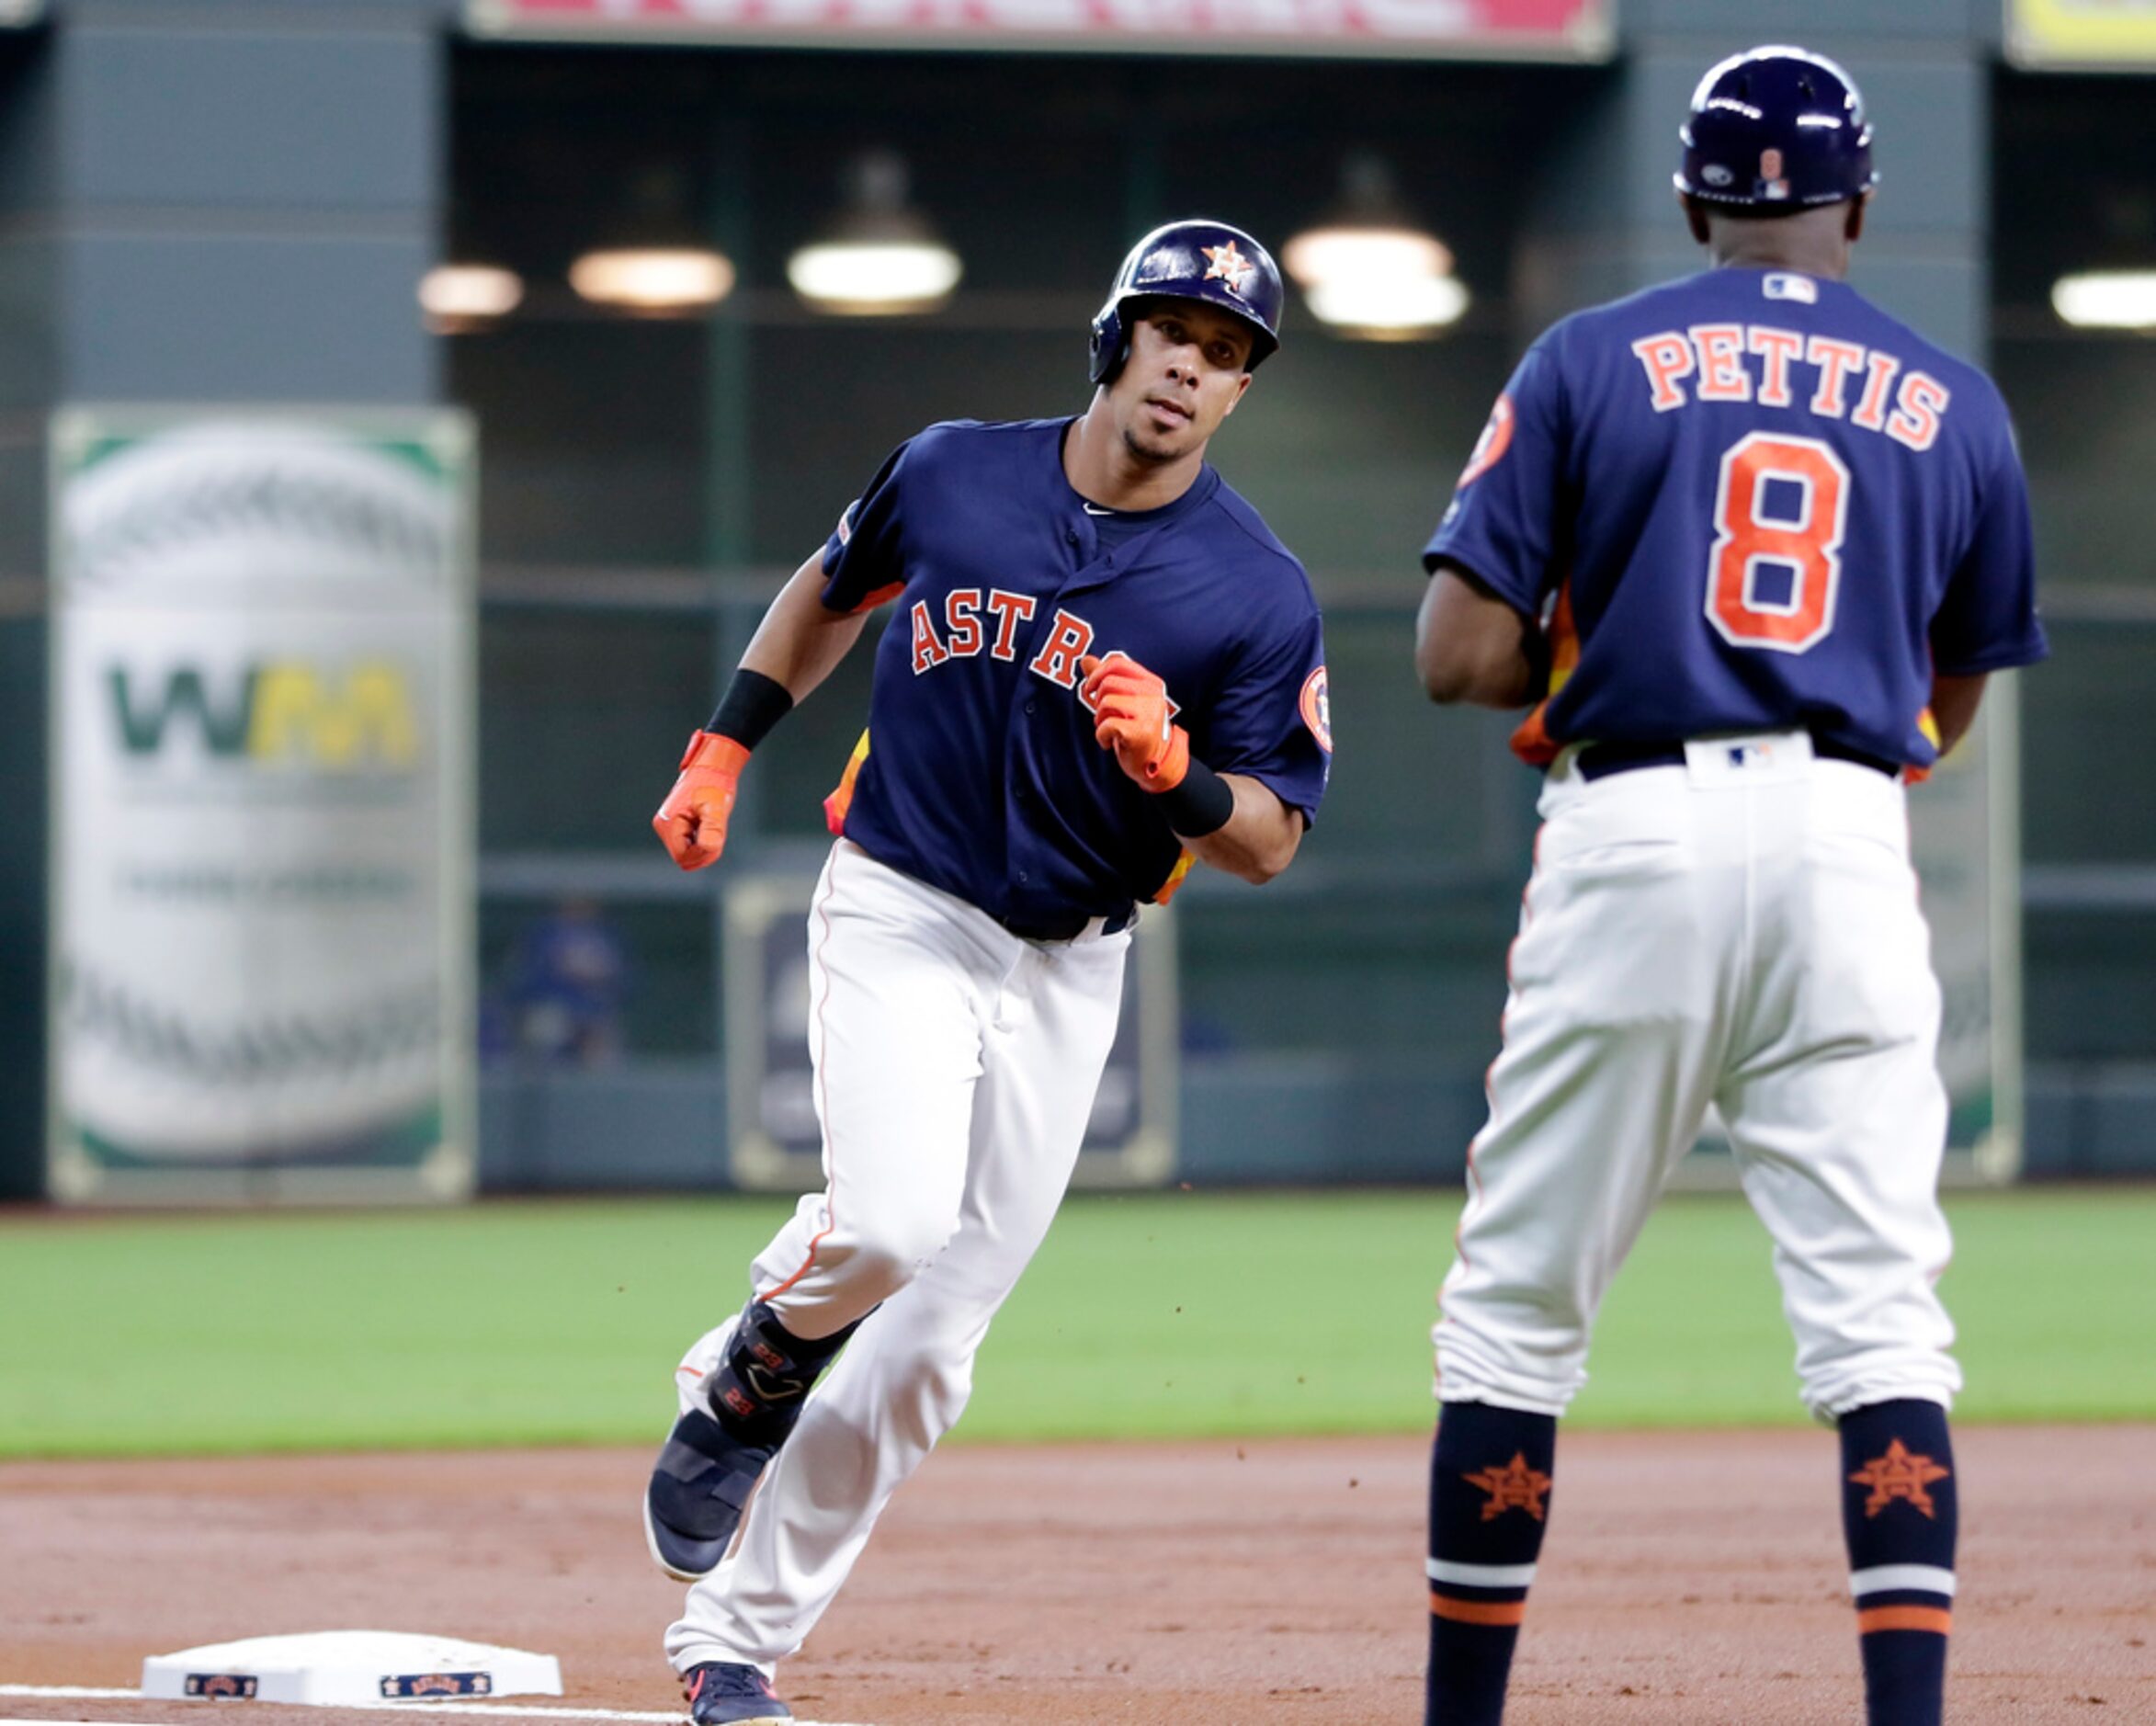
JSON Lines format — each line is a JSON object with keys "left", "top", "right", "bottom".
{"left": 642, "top": 219, "right": 1330, "bottom": 1725}
{"left": 1412, "top": 47, "right": 2044, "bottom": 1726}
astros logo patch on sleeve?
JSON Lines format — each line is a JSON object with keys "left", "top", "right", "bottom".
{"left": 1457, "top": 394, "right": 1515, "bottom": 489}
{"left": 1300, "top": 665, "right": 1332, "bottom": 754}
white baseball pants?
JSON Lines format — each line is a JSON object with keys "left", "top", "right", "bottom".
{"left": 1435, "top": 733, "right": 1962, "bottom": 1424}
{"left": 667, "top": 838, "right": 1129, "bottom": 1674}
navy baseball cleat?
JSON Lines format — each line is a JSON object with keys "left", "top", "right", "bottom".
{"left": 681, "top": 1662, "right": 791, "bottom": 1726}
{"left": 644, "top": 1301, "right": 861, "bottom": 1582}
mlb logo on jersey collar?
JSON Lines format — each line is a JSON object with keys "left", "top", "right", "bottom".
{"left": 1683, "top": 730, "right": 1816, "bottom": 787}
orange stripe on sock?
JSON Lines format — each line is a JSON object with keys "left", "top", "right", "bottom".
{"left": 1858, "top": 1606, "right": 1952, "bottom": 1636}
{"left": 1429, "top": 1592, "right": 1526, "bottom": 1627}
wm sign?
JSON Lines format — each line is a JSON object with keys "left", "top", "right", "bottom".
{"left": 108, "top": 662, "right": 419, "bottom": 768}
{"left": 51, "top": 409, "right": 474, "bottom": 1203}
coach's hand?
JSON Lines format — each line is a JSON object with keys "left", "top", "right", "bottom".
{"left": 652, "top": 731, "right": 752, "bottom": 870}
{"left": 1079, "top": 653, "right": 1190, "bottom": 790}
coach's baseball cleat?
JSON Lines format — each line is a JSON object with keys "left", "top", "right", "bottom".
{"left": 681, "top": 1661, "right": 791, "bottom": 1726}
{"left": 645, "top": 1301, "right": 862, "bottom": 1582}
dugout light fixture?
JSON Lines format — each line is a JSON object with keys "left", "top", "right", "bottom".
{"left": 788, "top": 151, "right": 963, "bottom": 317}
{"left": 1284, "top": 154, "right": 1468, "bottom": 340}
{"left": 570, "top": 247, "right": 735, "bottom": 314}
{"left": 2051, "top": 269, "right": 2156, "bottom": 331}
{"left": 417, "top": 264, "right": 524, "bottom": 333}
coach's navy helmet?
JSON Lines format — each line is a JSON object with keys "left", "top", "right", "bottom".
{"left": 1089, "top": 219, "right": 1284, "bottom": 385}
{"left": 1675, "top": 45, "right": 1877, "bottom": 214}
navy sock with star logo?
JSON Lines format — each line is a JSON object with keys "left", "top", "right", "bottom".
{"left": 1839, "top": 1399, "right": 1957, "bottom": 1726}
{"left": 1424, "top": 1402, "right": 1558, "bottom": 1726}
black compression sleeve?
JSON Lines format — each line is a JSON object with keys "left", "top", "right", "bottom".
{"left": 707, "top": 668, "right": 795, "bottom": 749}
{"left": 1153, "top": 756, "right": 1236, "bottom": 838}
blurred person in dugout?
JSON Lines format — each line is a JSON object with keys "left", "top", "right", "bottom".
{"left": 495, "top": 896, "right": 630, "bottom": 1068}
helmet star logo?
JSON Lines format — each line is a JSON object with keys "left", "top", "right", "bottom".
{"left": 1463, "top": 1452, "right": 1552, "bottom": 1522}
{"left": 1203, "top": 242, "right": 1254, "bottom": 292}
{"left": 1849, "top": 1438, "right": 1951, "bottom": 1519}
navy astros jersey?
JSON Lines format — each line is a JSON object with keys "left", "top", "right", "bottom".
{"left": 820, "top": 418, "right": 1330, "bottom": 926}
{"left": 1425, "top": 267, "right": 2048, "bottom": 769}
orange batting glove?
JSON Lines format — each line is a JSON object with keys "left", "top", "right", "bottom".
{"left": 652, "top": 732, "right": 751, "bottom": 870}
{"left": 1079, "top": 653, "right": 1190, "bottom": 790}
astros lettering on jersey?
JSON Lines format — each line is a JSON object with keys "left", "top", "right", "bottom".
{"left": 1427, "top": 267, "right": 2045, "bottom": 768}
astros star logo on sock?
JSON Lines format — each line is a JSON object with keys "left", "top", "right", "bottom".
{"left": 1849, "top": 1437, "right": 1951, "bottom": 1519}
{"left": 1463, "top": 1452, "right": 1552, "bottom": 1522}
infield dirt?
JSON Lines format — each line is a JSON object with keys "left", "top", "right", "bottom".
{"left": 2, "top": 1427, "right": 2148, "bottom": 1723}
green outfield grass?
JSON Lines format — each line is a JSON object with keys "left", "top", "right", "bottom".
{"left": 0, "top": 1187, "right": 2149, "bottom": 1458}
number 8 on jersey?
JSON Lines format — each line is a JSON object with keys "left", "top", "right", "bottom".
{"left": 1708, "top": 432, "right": 1850, "bottom": 654}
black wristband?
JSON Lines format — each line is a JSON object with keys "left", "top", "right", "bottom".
{"left": 1152, "top": 755, "right": 1235, "bottom": 837}
{"left": 708, "top": 668, "right": 795, "bottom": 750}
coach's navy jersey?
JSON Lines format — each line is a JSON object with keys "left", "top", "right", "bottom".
{"left": 1424, "top": 267, "right": 2047, "bottom": 768}
{"left": 819, "top": 417, "right": 1330, "bottom": 926}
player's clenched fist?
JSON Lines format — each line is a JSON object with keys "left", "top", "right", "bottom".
{"left": 1078, "top": 653, "right": 1190, "bottom": 789}
{"left": 652, "top": 731, "right": 751, "bottom": 870}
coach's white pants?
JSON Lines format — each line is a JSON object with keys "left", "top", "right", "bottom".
{"left": 667, "top": 839, "right": 1129, "bottom": 1674}
{"left": 1435, "top": 734, "right": 1961, "bottom": 1424}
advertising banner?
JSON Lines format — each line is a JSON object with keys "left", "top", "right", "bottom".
{"left": 724, "top": 874, "right": 1176, "bottom": 1191}
{"left": 47, "top": 410, "right": 476, "bottom": 1204}
{"left": 2008, "top": 0, "right": 2156, "bottom": 67}
{"left": 468, "top": 0, "right": 1612, "bottom": 61}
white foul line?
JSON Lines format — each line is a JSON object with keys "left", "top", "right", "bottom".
{"left": 1, "top": 1696, "right": 141, "bottom": 1704}
{"left": 0, "top": 1711, "right": 667, "bottom": 1724}
{"left": 0, "top": 1691, "right": 880, "bottom": 1726}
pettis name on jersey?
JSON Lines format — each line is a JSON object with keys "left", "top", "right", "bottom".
{"left": 1628, "top": 324, "right": 1948, "bottom": 450}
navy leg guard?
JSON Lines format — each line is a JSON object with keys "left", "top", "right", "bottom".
{"left": 643, "top": 1302, "right": 862, "bottom": 1581}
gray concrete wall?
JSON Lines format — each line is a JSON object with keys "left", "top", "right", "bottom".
{"left": 1519, "top": 9, "right": 1991, "bottom": 358}
{"left": 0, "top": 0, "right": 448, "bottom": 1193}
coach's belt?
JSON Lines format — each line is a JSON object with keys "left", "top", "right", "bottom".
{"left": 1574, "top": 734, "right": 1899, "bottom": 782}
{"left": 995, "top": 903, "right": 1137, "bottom": 943}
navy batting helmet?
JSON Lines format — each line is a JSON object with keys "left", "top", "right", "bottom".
{"left": 1088, "top": 219, "right": 1284, "bottom": 386}
{"left": 1675, "top": 45, "right": 1877, "bottom": 214}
